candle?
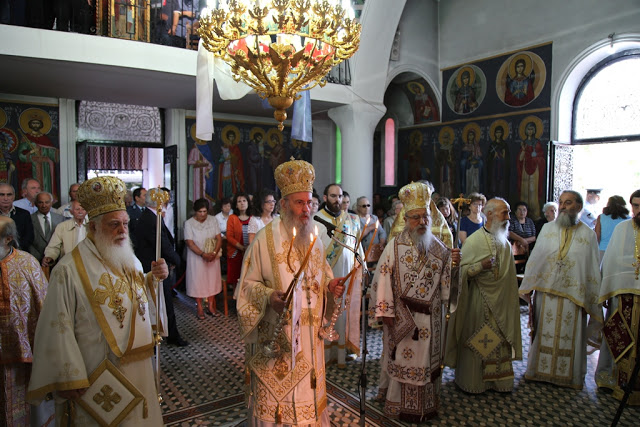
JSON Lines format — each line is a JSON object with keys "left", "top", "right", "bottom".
{"left": 287, "top": 227, "right": 296, "bottom": 271}
{"left": 364, "top": 220, "right": 380, "bottom": 262}
{"left": 285, "top": 227, "right": 318, "bottom": 303}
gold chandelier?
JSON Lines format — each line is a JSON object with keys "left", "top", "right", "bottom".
{"left": 198, "top": 0, "right": 361, "bottom": 130}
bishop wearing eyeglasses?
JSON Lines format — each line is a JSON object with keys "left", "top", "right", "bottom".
{"left": 369, "top": 182, "right": 459, "bottom": 422}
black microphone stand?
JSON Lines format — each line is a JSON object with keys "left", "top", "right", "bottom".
{"left": 327, "top": 233, "right": 370, "bottom": 423}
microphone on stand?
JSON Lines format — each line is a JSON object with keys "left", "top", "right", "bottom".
{"left": 313, "top": 216, "right": 338, "bottom": 237}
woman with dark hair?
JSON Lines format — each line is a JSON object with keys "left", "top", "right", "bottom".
{"left": 596, "top": 195, "right": 630, "bottom": 257}
{"left": 459, "top": 192, "right": 486, "bottom": 245}
{"left": 508, "top": 201, "right": 537, "bottom": 250}
{"left": 248, "top": 190, "right": 278, "bottom": 244}
{"left": 184, "top": 198, "right": 223, "bottom": 319}
{"left": 226, "top": 192, "right": 251, "bottom": 291}
{"left": 436, "top": 197, "right": 458, "bottom": 240}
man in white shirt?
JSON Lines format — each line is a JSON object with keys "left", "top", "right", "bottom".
{"left": 13, "top": 178, "right": 41, "bottom": 214}
{"left": 55, "top": 183, "right": 80, "bottom": 218}
{"left": 28, "top": 192, "right": 64, "bottom": 262}
{"left": 42, "top": 200, "right": 88, "bottom": 268}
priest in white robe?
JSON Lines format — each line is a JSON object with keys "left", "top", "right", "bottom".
{"left": 27, "top": 176, "right": 169, "bottom": 426}
{"left": 520, "top": 190, "right": 602, "bottom": 389}
{"left": 315, "top": 183, "right": 364, "bottom": 368}
{"left": 445, "top": 198, "right": 522, "bottom": 393}
{"left": 370, "top": 182, "right": 458, "bottom": 422}
{"left": 236, "top": 159, "right": 345, "bottom": 426}
{"left": 595, "top": 189, "right": 640, "bottom": 404}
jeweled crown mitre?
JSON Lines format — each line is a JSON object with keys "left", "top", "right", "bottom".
{"left": 78, "top": 176, "right": 127, "bottom": 220}
{"left": 275, "top": 158, "right": 315, "bottom": 197}
{"left": 399, "top": 182, "right": 432, "bottom": 213}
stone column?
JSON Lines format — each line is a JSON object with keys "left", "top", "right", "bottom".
{"left": 328, "top": 101, "right": 386, "bottom": 201}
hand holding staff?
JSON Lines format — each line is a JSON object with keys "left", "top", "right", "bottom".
{"left": 149, "top": 187, "right": 169, "bottom": 403}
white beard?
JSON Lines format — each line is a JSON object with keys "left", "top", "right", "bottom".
{"left": 557, "top": 211, "right": 578, "bottom": 228}
{"left": 93, "top": 230, "right": 138, "bottom": 273}
{"left": 409, "top": 226, "right": 434, "bottom": 253}
{"left": 488, "top": 219, "right": 510, "bottom": 246}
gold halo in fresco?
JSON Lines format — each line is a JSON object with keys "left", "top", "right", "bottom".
{"left": 19, "top": 108, "right": 52, "bottom": 135}
{"left": 266, "top": 128, "right": 283, "bottom": 147}
{"left": 221, "top": 124, "right": 241, "bottom": 146}
{"left": 489, "top": 119, "right": 510, "bottom": 141}
{"left": 438, "top": 126, "right": 455, "bottom": 147}
{"left": 409, "top": 130, "right": 423, "bottom": 148}
{"left": 462, "top": 122, "right": 481, "bottom": 144}
{"left": 407, "top": 81, "right": 425, "bottom": 94}
{"left": 456, "top": 66, "right": 476, "bottom": 87}
{"left": 250, "top": 127, "right": 266, "bottom": 141}
{"left": 0, "top": 108, "right": 7, "bottom": 128}
{"left": 518, "top": 115, "right": 544, "bottom": 140}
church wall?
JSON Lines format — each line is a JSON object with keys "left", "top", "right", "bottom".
{"left": 438, "top": 0, "right": 640, "bottom": 138}
{"left": 387, "top": 0, "right": 441, "bottom": 98}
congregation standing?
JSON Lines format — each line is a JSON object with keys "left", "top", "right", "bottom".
{"left": 3, "top": 165, "right": 640, "bottom": 426}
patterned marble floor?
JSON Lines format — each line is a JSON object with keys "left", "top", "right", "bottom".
{"left": 159, "top": 292, "right": 640, "bottom": 426}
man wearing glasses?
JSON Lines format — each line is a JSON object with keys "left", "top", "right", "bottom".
{"left": 356, "top": 196, "right": 387, "bottom": 268}
{"left": 315, "top": 183, "right": 365, "bottom": 368}
{"left": 370, "top": 181, "right": 459, "bottom": 422}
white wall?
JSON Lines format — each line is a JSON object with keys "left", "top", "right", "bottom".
{"left": 387, "top": 0, "right": 440, "bottom": 97}
{"left": 438, "top": 0, "right": 640, "bottom": 138}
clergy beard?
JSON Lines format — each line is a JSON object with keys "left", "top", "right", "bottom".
{"left": 280, "top": 208, "right": 313, "bottom": 251}
{"left": 409, "top": 226, "right": 433, "bottom": 253}
{"left": 557, "top": 211, "right": 578, "bottom": 228}
{"left": 93, "top": 228, "right": 137, "bottom": 272}
{"left": 0, "top": 244, "right": 10, "bottom": 260}
{"left": 488, "top": 219, "right": 509, "bottom": 245}
{"left": 634, "top": 213, "right": 640, "bottom": 228}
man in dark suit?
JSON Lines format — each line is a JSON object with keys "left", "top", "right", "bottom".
{"left": 0, "top": 183, "right": 34, "bottom": 250}
{"left": 134, "top": 190, "right": 188, "bottom": 347}
{"left": 126, "top": 187, "right": 147, "bottom": 248}
{"left": 29, "top": 191, "right": 64, "bottom": 262}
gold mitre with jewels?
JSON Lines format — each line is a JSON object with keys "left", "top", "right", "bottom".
{"left": 275, "top": 158, "right": 315, "bottom": 197}
{"left": 399, "top": 181, "right": 432, "bottom": 213}
{"left": 78, "top": 176, "right": 127, "bottom": 220}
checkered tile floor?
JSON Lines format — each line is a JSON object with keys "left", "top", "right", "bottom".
{"left": 161, "top": 292, "right": 640, "bottom": 426}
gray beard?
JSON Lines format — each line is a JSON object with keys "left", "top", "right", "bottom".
{"left": 409, "top": 227, "right": 433, "bottom": 253}
{"left": 0, "top": 244, "right": 10, "bottom": 260}
{"left": 93, "top": 231, "right": 138, "bottom": 273}
{"left": 280, "top": 210, "right": 312, "bottom": 252}
{"left": 557, "top": 212, "right": 578, "bottom": 228}
{"left": 488, "top": 219, "right": 509, "bottom": 246}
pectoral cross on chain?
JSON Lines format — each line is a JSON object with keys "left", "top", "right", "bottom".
{"left": 94, "top": 274, "right": 128, "bottom": 328}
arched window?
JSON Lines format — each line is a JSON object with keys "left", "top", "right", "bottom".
{"left": 572, "top": 50, "right": 640, "bottom": 143}
{"left": 383, "top": 117, "right": 396, "bottom": 186}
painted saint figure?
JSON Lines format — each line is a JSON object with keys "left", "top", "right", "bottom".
{"left": 218, "top": 126, "right": 244, "bottom": 200}
{"left": 245, "top": 127, "right": 266, "bottom": 195}
{"left": 408, "top": 81, "right": 439, "bottom": 123}
{"left": 486, "top": 120, "right": 510, "bottom": 198}
{"left": 17, "top": 109, "right": 58, "bottom": 200}
{"left": 505, "top": 56, "right": 535, "bottom": 107}
{"left": 435, "top": 127, "right": 456, "bottom": 198}
{"left": 454, "top": 70, "right": 478, "bottom": 114}
{"left": 517, "top": 118, "right": 545, "bottom": 220}
{"left": 188, "top": 128, "right": 215, "bottom": 202}
{"left": 460, "top": 124, "right": 483, "bottom": 195}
